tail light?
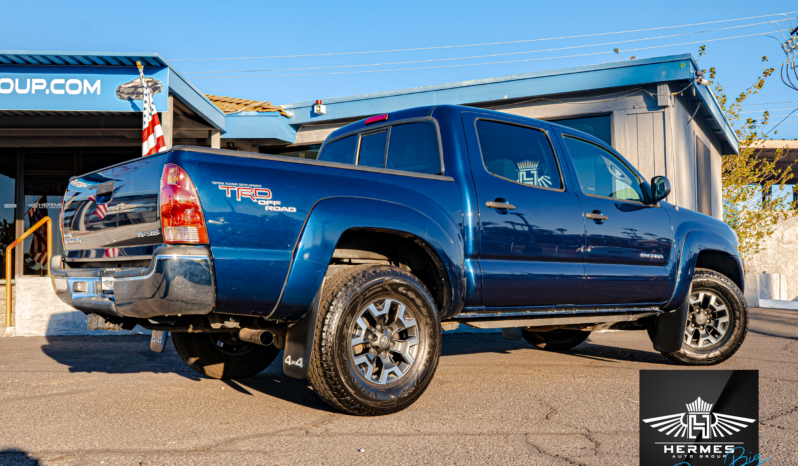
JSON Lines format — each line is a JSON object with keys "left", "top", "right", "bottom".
{"left": 159, "top": 163, "right": 209, "bottom": 244}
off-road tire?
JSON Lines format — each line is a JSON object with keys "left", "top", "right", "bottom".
{"left": 307, "top": 265, "right": 442, "bottom": 416}
{"left": 522, "top": 329, "right": 591, "bottom": 351}
{"left": 172, "top": 332, "right": 280, "bottom": 379}
{"left": 662, "top": 268, "right": 748, "bottom": 365}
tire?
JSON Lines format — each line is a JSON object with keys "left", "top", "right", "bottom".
{"left": 307, "top": 265, "right": 442, "bottom": 416}
{"left": 662, "top": 268, "right": 749, "bottom": 365}
{"left": 172, "top": 332, "right": 280, "bottom": 379}
{"left": 522, "top": 329, "right": 591, "bottom": 351}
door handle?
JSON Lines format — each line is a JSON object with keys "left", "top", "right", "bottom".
{"left": 486, "top": 201, "right": 515, "bottom": 210}
{"left": 585, "top": 212, "right": 608, "bottom": 221}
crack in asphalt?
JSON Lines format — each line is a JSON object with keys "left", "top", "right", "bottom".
{"left": 761, "top": 404, "right": 798, "bottom": 422}
{"left": 583, "top": 428, "right": 600, "bottom": 456}
{"left": 524, "top": 433, "right": 587, "bottom": 466}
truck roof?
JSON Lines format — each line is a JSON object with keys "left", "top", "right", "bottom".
{"left": 326, "top": 104, "right": 591, "bottom": 144}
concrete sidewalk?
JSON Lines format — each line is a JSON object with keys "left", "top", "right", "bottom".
{"left": 0, "top": 307, "right": 796, "bottom": 465}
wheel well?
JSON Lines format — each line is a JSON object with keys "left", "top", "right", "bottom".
{"left": 695, "top": 250, "right": 743, "bottom": 290}
{"left": 329, "top": 229, "right": 452, "bottom": 316}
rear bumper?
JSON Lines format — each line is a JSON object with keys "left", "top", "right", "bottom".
{"left": 51, "top": 245, "right": 215, "bottom": 319}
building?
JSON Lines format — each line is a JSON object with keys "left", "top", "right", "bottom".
{"left": 738, "top": 139, "right": 798, "bottom": 304}
{"left": 0, "top": 51, "right": 736, "bottom": 334}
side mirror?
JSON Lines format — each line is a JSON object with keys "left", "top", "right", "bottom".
{"left": 650, "top": 176, "right": 671, "bottom": 204}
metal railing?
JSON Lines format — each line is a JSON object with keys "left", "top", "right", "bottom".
{"left": 5, "top": 217, "right": 51, "bottom": 327}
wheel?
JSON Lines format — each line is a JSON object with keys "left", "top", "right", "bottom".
{"left": 307, "top": 265, "right": 442, "bottom": 416}
{"left": 662, "top": 268, "right": 749, "bottom": 365}
{"left": 172, "top": 332, "right": 280, "bottom": 379}
{"left": 522, "top": 329, "right": 591, "bottom": 351}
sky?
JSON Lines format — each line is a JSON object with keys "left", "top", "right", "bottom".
{"left": 1, "top": 0, "right": 797, "bottom": 139}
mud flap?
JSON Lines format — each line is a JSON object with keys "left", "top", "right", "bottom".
{"left": 282, "top": 285, "right": 323, "bottom": 379}
{"left": 647, "top": 301, "right": 689, "bottom": 353}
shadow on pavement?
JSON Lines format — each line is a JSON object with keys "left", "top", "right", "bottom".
{"left": 40, "top": 335, "right": 199, "bottom": 378}
{"left": 37, "top": 330, "right": 670, "bottom": 412}
{"left": 0, "top": 449, "right": 39, "bottom": 466}
{"left": 440, "top": 332, "right": 672, "bottom": 365}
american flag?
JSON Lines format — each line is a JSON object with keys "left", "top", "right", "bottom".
{"left": 137, "top": 62, "right": 166, "bottom": 157}
{"left": 87, "top": 195, "right": 107, "bottom": 219}
{"left": 104, "top": 248, "right": 121, "bottom": 258}
{"left": 25, "top": 195, "right": 48, "bottom": 266}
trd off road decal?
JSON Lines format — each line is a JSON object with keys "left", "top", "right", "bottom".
{"left": 639, "top": 370, "right": 764, "bottom": 466}
{"left": 213, "top": 181, "right": 297, "bottom": 212}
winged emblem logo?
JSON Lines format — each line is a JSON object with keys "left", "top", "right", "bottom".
{"left": 642, "top": 397, "right": 755, "bottom": 439}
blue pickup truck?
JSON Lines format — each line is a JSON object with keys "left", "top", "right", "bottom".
{"left": 52, "top": 105, "right": 747, "bottom": 415}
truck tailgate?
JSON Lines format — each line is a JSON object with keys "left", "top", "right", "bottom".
{"left": 62, "top": 153, "right": 165, "bottom": 263}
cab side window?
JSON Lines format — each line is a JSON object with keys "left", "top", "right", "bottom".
{"left": 476, "top": 120, "right": 562, "bottom": 190}
{"left": 386, "top": 123, "right": 441, "bottom": 175}
{"left": 320, "top": 122, "right": 442, "bottom": 175}
{"left": 563, "top": 136, "right": 644, "bottom": 202}
{"left": 357, "top": 131, "right": 387, "bottom": 168}
{"left": 318, "top": 134, "right": 357, "bottom": 164}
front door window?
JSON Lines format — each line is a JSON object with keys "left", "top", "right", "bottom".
{"left": 561, "top": 134, "right": 673, "bottom": 305}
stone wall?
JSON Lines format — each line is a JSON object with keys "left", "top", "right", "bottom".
{"left": 12, "top": 276, "right": 149, "bottom": 336}
{"left": 744, "top": 216, "right": 798, "bottom": 301}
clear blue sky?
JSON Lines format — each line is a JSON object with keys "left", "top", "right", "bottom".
{"left": 1, "top": 0, "right": 797, "bottom": 139}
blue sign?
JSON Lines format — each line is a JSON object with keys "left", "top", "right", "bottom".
{"left": 0, "top": 65, "right": 169, "bottom": 112}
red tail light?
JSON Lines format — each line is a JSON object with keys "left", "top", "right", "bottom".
{"left": 159, "top": 163, "right": 209, "bottom": 244}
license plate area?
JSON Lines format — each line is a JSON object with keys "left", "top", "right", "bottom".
{"left": 101, "top": 269, "right": 116, "bottom": 293}
{"left": 101, "top": 277, "right": 114, "bottom": 292}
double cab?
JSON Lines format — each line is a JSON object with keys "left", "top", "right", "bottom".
{"left": 52, "top": 105, "right": 748, "bottom": 415}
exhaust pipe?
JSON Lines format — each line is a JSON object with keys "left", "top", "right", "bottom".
{"left": 238, "top": 328, "right": 275, "bottom": 346}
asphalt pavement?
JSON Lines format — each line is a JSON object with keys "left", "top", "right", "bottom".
{"left": 0, "top": 307, "right": 796, "bottom": 466}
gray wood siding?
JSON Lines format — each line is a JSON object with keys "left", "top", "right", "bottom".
{"left": 625, "top": 111, "right": 667, "bottom": 182}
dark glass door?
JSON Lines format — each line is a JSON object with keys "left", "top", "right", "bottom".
{"left": 0, "top": 151, "right": 17, "bottom": 279}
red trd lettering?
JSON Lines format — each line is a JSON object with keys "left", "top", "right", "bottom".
{"left": 237, "top": 187, "right": 256, "bottom": 201}
{"left": 219, "top": 185, "right": 237, "bottom": 197}
{"left": 254, "top": 188, "right": 272, "bottom": 200}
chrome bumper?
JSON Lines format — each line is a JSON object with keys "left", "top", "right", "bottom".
{"left": 51, "top": 245, "right": 215, "bottom": 319}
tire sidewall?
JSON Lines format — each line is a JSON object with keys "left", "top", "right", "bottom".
{"left": 329, "top": 273, "right": 441, "bottom": 411}
{"left": 669, "top": 270, "right": 748, "bottom": 364}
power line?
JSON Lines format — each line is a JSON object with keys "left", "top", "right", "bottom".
{"left": 191, "top": 31, "right": 780, "bottom": 79}
{"left": 184, "top": 19, "right": 794, "bottom": 75}
{"left": 739, "top": 107, "right": 798, "bottom": 113}
{"left": 765, "top": 107, "right": 798, "bottom": 135}
{"left": 171, "top": 11, "right": 798, "bottom": 62}
{"left": 743, "top": 100, "right": 798, "bottom": 106}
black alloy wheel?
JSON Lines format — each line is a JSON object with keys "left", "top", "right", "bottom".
{"left": 307, "top": 265, "right": 442, "bottom": 416}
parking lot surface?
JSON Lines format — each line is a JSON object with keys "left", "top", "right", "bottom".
{"left": 0, "top": 307, "right": 796, "bottom": 466}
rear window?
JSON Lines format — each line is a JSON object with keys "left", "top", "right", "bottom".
{"left": 319, "top": 121, "right": 442, "bottom": 175}
{"left": 357, "top": 131, "right": 387, "bottom": 168}
{"left": 318, "top": 134, "right": 357, "bottom": 164}
{"left": 386, "top": 123, "right": 441, "bottom": 175}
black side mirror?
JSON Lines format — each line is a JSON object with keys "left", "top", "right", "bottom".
{"left": 650, "top": 176, "right": 671, "bottom": 204}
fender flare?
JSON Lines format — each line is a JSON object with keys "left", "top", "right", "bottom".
{"left": 662, "top": 230, "right": 740, "bottom": 310}
{"left": 268, "top": 196, "right": 465, "bottom": 322}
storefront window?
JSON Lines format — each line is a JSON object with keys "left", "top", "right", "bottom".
{"left": 550, "top": 115, "right": 613, "bottom": 147}
{"left": 0, "top": 151, "right": 17, "bottom": 280}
